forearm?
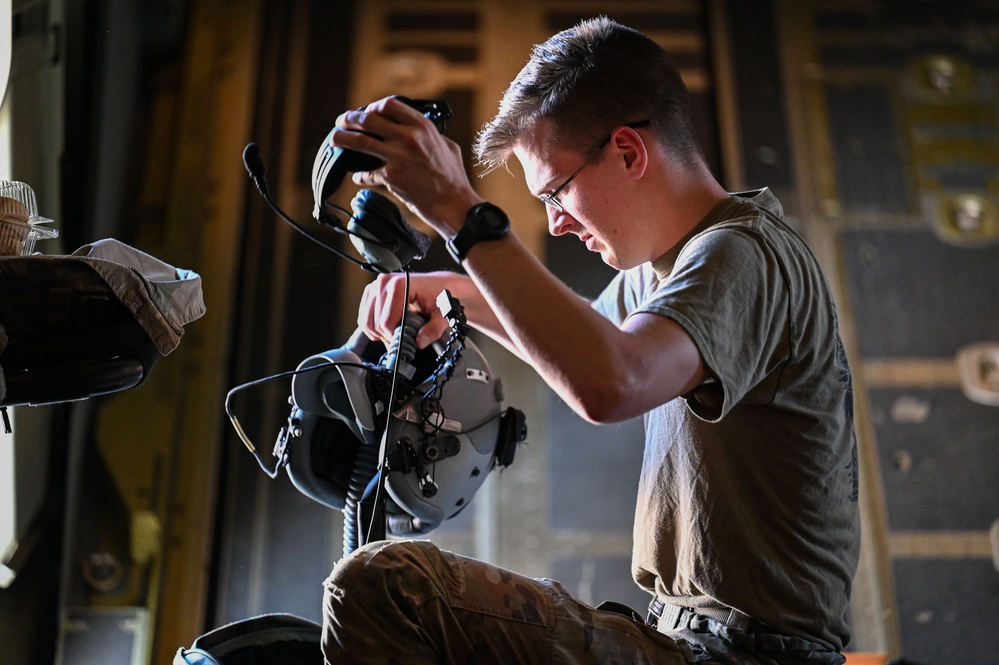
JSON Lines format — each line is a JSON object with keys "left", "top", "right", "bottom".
{"left": 428, "top": 272, "right": 527, "bottom": 360}
{"left": 362, "top": 229, "right": 704, "bottom": 423}
{"left": 458, "top": 233, "right": 636, "bottom": 421}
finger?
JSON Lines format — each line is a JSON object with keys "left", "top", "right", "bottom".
{"left": 370, "top": 96, "right": 434, "bottom": 126}
{"left": 352, "top": 170, "right": 385, "bottom": 188}
{"left": 357, "top": 281, "right": 383, "bottom": 342}
{"left": 373, "top": 275, "right": 410, "bottom": 341}
{"left": 336, "top": 100, "right": 422, "bottom": 145}
{"left": 359, "top": 275, "right": 402, "bottom": 343}
{"left": 330, "top": 111, "right": 399, "bottom": 161}
{"left": 330, "top": 125, "right": 385, "bottom": 161}
{"left": 415, "top": 315, "right": 450, "bottom": 349}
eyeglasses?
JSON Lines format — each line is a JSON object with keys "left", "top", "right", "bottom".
{"left": 537, "top": 120, "right": 651, "bottom": 212}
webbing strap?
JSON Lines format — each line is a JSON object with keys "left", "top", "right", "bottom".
{"left": 648, "top": 597, "right": 752, "bottom": 633}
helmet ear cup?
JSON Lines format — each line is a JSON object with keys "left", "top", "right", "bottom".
{"left": 284, "top": 413, "right": 363, "bottom": 511}
{"left": 291, "top": 347, "right": 379, "bottom": 445}
{"left": 347, "top": 189, "right": 431, "bottom": 273}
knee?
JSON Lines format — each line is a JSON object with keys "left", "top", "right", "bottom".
{"left": 324, "top": 539, "right": 447, "bottom": 601}
{"left": 325, "top": 540, "right": 388, "bottom": 587}
{"left": 321, "top": 540, "right": 450, "bottom": 661}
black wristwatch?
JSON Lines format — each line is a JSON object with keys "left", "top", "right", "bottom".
{"left": 446, "top": 202, "right": 510, "bottom": 264}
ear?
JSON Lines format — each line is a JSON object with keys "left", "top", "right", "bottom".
{"left": 610, "top": 125, "right": 649, "bottom": 180}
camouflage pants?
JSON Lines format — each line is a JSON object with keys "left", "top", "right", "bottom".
{"left": 321, "top": 539, "right": 690, "bottom": 665}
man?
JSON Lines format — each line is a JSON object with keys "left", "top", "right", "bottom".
{"left": 322, "top": 16, "right": 860, "bottom": 665}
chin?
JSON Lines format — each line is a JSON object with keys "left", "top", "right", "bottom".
{"left": 599, "top": 252, "right": 624, "bottom": 270}
{"left": 604, "top": 252, "right": 646, "bottom": 271}
{"left": 588, "top": 241, "right": 629, "bottom": 270}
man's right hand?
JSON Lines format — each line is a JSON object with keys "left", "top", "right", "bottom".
{"left": 332, "top": 97, "right": 482, "bottom": 240}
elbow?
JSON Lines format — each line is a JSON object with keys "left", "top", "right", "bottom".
{"left": 572, "top": 379, "right": 639, "bottom": 425}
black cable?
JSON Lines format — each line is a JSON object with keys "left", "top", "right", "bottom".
{"left": 257, "top": 187, "right": 380, "bottom": 273}
{"left": 244, "top": 141, "right": 401, "bottom": 274}
{"left": 225, "top": 360, "right": 374, "bottom": 478}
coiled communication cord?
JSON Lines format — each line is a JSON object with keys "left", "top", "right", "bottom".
{"left": 342, "top": 443, "right": 379, "bottom": 557}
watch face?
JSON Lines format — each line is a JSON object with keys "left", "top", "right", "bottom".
{"left": 475, "top": 205, "right": 509, "bottom": 234}
{"left": 448, "top": 203, "right": 510, "bottom": 263}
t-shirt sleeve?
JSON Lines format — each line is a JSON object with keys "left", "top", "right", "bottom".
{"left": 592, "top": 270, "right": 640, "bottom": 326}
{"left": 640, "top": 227, "right": 790, "bottom": 422}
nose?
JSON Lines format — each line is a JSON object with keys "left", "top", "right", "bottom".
{"left": 547, "top": 206, "right": 576, "bottom": 237}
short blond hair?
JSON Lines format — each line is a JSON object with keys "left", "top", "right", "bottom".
{"left": 474, "top": 16, "right": 700, "bottom": 174}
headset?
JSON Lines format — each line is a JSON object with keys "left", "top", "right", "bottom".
{"left": 242, "top": 96, "right": 452, "bottom": 274}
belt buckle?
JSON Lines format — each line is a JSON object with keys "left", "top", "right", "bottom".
{"left": 648, "top": 597, "right": 664, "bottom": 627}
{"left": 648, "top": 598, "right": 687, "bottom": 633}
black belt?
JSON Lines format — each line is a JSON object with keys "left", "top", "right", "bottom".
{"left": 647, "top": 598, "right": 847, "bottom": 664}
{"left": 647, "top": 597, "right": 753, "bottom": 634}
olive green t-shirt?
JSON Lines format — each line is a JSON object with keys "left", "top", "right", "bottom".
{"left": 593, "top": 189, "right": 860, "bottom": 651}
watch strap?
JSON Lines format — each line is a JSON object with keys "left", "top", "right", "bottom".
{"left": 446, "top": 203, "right": 509, "bottom": 263}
